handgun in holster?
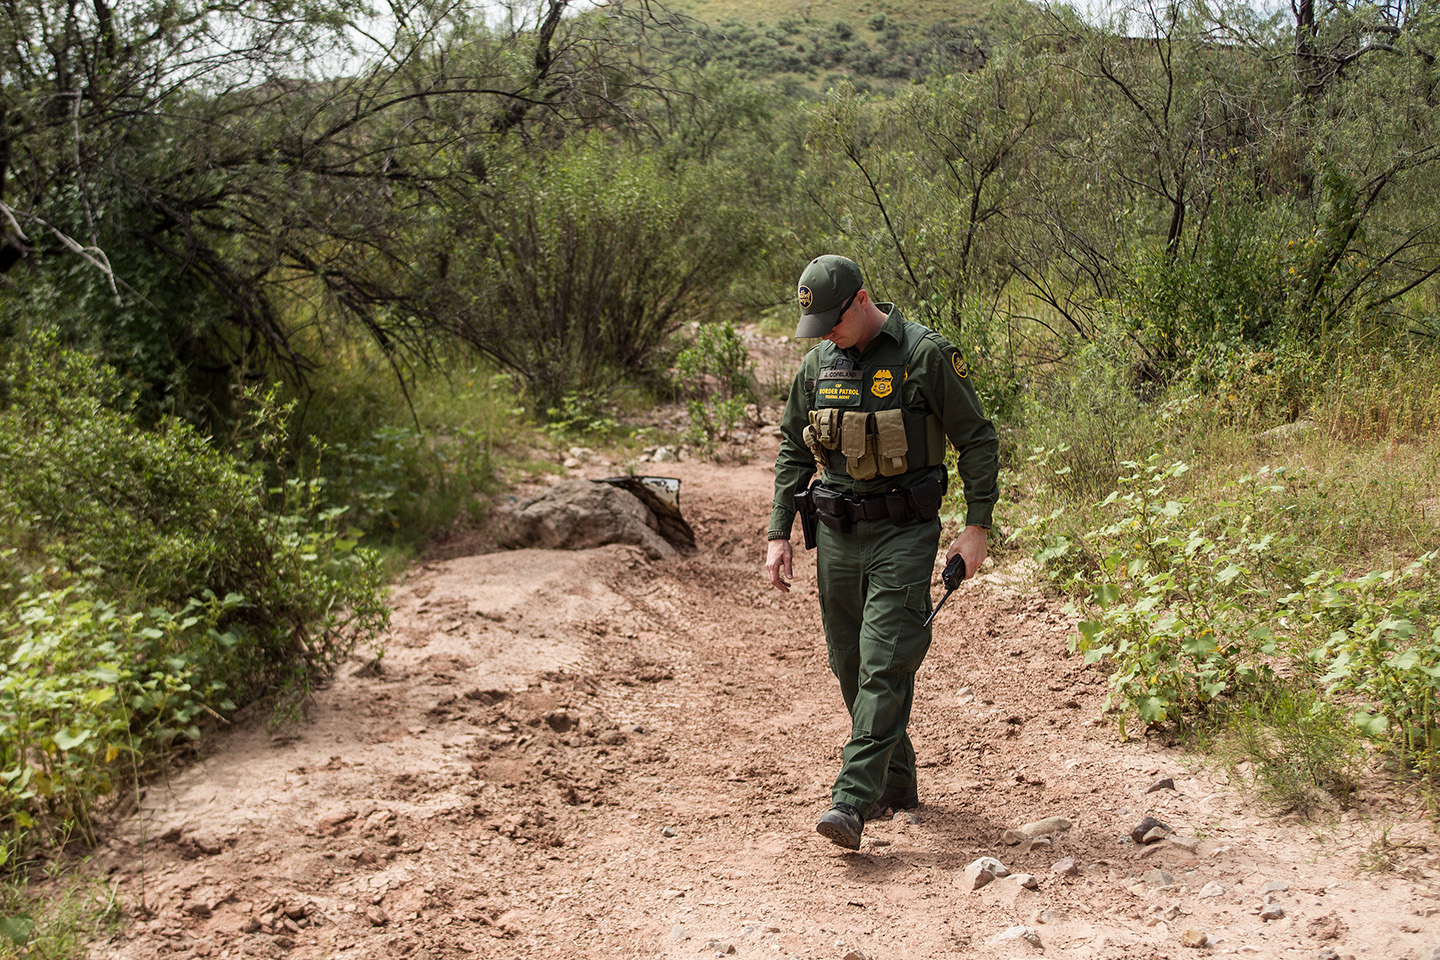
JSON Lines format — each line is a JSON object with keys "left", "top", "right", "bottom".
{"left": 794, "top": 486, "right": 818, "bottom": 551}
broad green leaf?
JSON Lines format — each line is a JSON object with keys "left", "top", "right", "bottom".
{"left": 1354, "top": 711, "right": 1389, "bottom": 738}
{"left": 1137, "top": 697, "right": 1168, "bottom": 722}
{"left": 53, "top": 728, "right": 90, "bottom": 750}
{"left": 1182, "top": 635, "right": 1218, "bottom": 656}
{"left": 1093, "top": 583, "right": 1120, "bottom": 608}
{"left": 0, "top": 915, "right": 34, "bottom": 947}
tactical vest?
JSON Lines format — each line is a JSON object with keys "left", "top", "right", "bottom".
{"left": 801, "top": 319, "right": 946, "bottom": 483}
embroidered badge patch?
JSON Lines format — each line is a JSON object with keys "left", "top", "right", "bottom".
{"left": 951, "top": 352, "right": 968, "bottom": 379}
{"left": 798, "top": 285, "right": 813, "bottom": 309}
{"left": 871, "top": 369, "right": 894, "bottom": 398}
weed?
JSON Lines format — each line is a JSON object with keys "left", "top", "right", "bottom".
{"left": 1217, "top": 689, "right": 1363, "bottom": 815}
{"left": 674, "top": 320, "right": 756, "bottom": 457}
{"left": 0, "top": 863, "right": 121, "bottom": 960}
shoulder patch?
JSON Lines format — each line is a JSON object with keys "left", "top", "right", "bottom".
{"left": 951, "top": 351, "right": 968, "bottom": 379}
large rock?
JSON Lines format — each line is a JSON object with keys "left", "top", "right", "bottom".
{"left": 496, "top": 481, "right": 676, "bottom": 560}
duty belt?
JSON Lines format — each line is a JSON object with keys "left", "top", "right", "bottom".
{"left": 810, "top": 477, "right": 945, "bottom": 532}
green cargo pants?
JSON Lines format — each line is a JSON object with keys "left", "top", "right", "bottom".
{"left": 815, "top": 514, "right": 939, "bottom": 815}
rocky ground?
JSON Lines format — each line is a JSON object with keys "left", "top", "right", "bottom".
{"left": 69, "top": 335, "right": 1440, "bottom": 960}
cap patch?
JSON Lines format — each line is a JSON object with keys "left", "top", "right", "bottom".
{"left": 798, "top": 285, "right": 814, "bottom": 309}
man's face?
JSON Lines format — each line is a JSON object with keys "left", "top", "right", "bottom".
{"left": 823, "top": 290, "right": 864, "bottom": 348}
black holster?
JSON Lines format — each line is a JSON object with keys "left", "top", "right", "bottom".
{"left": 905, "top": 476, "right": 945, "bottom": 522}
{"left": 811, "top": 485, "right": 851, "bottom": 533}
{"left": 794, "top": 486, "right": 819, "bottom": 550}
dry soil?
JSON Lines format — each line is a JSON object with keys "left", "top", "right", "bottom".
{"left": 80, "top": 425, "right": 1440, "bottom": 960}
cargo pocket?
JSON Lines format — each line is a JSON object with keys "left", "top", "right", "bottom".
{"left": 898, "top": 579, "right": 934, "bottom": 670}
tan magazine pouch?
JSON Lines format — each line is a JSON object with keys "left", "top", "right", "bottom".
{"left": 874, "top": 408, "right": 909, "bottom": 476}
{"left": 842, "top": 411, "right": 878, "bottom": 480}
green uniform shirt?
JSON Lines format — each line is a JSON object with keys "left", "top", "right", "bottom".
{"left": 767, "top": 306, "right": 999, "bottom": 539}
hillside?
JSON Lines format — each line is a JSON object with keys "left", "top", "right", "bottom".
{"left": 651, "top": 0, "right": 1039, "bottom": 89}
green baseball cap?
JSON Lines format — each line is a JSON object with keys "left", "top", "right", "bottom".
{"left": 795, "top": 255, "right": 864, "bottom": 338}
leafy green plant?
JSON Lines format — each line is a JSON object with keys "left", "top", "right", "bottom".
{"left": 542, "top": 392, "right": 622, "bottom": 443}
{"left": 674, "top": 320, "right": 756, "bottom": 456}
{"left": 0, "top": 335, "right": 389, "bottom": 863}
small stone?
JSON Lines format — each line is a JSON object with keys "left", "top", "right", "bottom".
{"left": 962, "top": 856, "right": 1011, "bottom": 891}
{"left": 668, "top": 925, "right": 688, "bottom": 941}
{"left": 662, "top": 827, "right": 677, "bottom": 838}
{"left": 703, "top": 942, "right": 736, "bottom": 956}
{"left": 1002, "top": 829, "right": 1030, "bottom": 846}
{"left": 990, "top": 925, "right": 1042, "bottom": 948}
{"left": 563, "top": 457, "right": 581, "bottom": 468}
{"left": 242, "top": 918, "right": 261, "bottom": 934}
{"left": 1142, "top": 869, "right": 1174, "bottom": 886}
{"left": 317, "top": 809, "right": 357, "bottom": 836}
{"left": 1130, "top": 816, "right": 1171, "bottom": 844}
{"left": 1317, "top": 950, "right": 1339, "bottom": 960}
{"left": 544, "top": 711, "right": 575, "bottom": 733}
{"left": 1198, "top": 881, "right": 1227, "bottom": 899}
{"left": 842, "top": 951, "right": 868, "bottom": 960}
{"left": 1018, "top": 816, "right": 1072, "bottom": 837}
{"left": 364, "top": 906, "right": 389, "bottom": 927}
{"left": 1260, "top": 904, "right": 1285, "bottom": 921}
{"left": 1143, "top": 826, "right": 1171, "bottom": 844}
{"left": 1033, "top": 909, "right": 1069, "bottom": 924}
{"left": 1051, "top": 857, "right": 1079, "bottom": 877}
{"left": 1181, "top": 929, "right": 1209, "bottom": 948}
{"left": 1168, "top": 837, "right": 1199, "bottom": 854}
{"left": 1146, "top": 777, "right": 1177, "bottom": 793}
{"left": 1013, "top": 873, "right": 1040, "bottom": 890}
{"left": 183, "top": 901, "right": 213, "bottom": 919}
{"left": 1261, "top": 881, "right": 1290, "bottom": 893}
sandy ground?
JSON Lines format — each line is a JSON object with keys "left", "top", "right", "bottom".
{"left": 76, "top": 400, "right": 1440, "bottom": 960}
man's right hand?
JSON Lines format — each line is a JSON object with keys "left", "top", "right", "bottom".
{"left": 766, "top": 538, "right": 794, "bottom": 592}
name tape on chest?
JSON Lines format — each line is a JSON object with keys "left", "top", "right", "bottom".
{"left": 817, "top": 379, "right": 862, "bottom": 406}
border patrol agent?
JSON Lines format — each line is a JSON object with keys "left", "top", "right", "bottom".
{"left": 764, "top": 255, "right": 999, "bottom": 850}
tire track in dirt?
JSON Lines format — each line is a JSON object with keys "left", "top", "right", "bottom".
{"left": 82, "top": 455, "right": 1440, "bottom": 960}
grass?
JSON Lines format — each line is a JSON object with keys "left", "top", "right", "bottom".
{"left": 1210, "top": 689, "right": 1364, "bottom": 816}
{"left": 0, "top": 865, "right": 121, "bottom": 960}
{"left": 1013, "top": 335, "right": 1440, "bottom": 816}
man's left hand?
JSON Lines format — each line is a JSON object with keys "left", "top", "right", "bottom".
{"left": 944, "top": 525, "right": 988, "bottom": 581}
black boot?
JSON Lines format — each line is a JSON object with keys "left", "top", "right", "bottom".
{"left": 816, "top": 803, "right": 863, "bottom": 849}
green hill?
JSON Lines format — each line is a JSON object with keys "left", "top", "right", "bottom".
{"left": 648, "top": 0, "right": 1037, "bottom": 91}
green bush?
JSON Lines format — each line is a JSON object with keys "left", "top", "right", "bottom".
{"left": 449, "top": 137, "right": 764, "bottom": 415}
{"left": 0, "top": 335, "right": 388, "bottom": 862}
{"left": 674, "top": 320, "right": 756, "bottom": 456}
{"left": 293, "top": 360, "right": 508, "bottom": 547}
{"left": 1024, "top": 455, "right": 1440, "bottom": 784}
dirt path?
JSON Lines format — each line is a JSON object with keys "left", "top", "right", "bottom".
{"left": 85, "top": 440, "right": 1440, "bottom": 960}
